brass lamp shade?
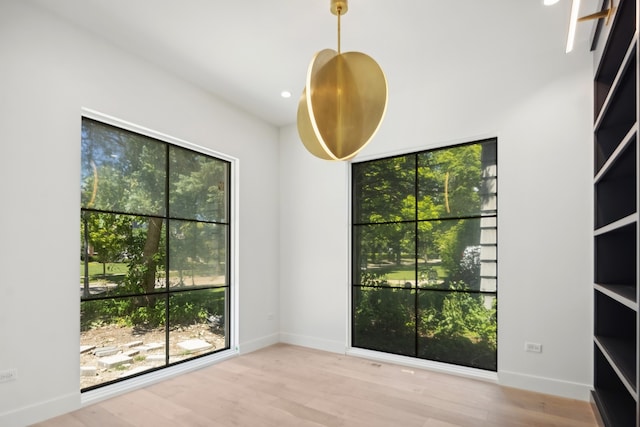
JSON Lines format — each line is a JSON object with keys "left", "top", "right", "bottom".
{"left": 297, "top": 49, "right": 388, "bottom": 161}
{"left": 296, "top": 0, "right": 387, "bottom": 161}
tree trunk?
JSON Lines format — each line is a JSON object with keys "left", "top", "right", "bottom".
{"left": 83, "top": 213, "right": 90, "bottom": 298}
{"left": 141, "top": 217, "right": 163, "bottom": 294}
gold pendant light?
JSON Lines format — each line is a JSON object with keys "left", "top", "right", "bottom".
{"left": 297, "top": 0, "right": 388, "bottom": 161}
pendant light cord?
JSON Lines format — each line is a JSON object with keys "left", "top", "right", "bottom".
{"left": 337, "top": 6, "right": 342, "bottom": 54}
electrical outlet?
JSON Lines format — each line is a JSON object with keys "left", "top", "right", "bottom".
{"left": 0, "top": 369, "right": 17, "bottom": 383}
{"left": 525, "top": 342, "right": 542, "bottom": 353}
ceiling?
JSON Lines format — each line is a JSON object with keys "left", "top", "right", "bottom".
{"left": 29, "top": 0, "right": 599, "bottom": 127}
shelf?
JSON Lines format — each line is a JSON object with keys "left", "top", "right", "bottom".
{"left": 594, "top": 283, "right": 637, "bottom": 310}
{"left": 595, "top": 336, "right": 637, "bottom": 397}
{"left": 595, "top": 37, "right": 637, "bottom": 129}
{"left": 595, "top": 213, "right": 638, "bottom": 236}
{"left": 594, "top": 291, "right": 637, "bottom": 395}
{"left": 595, "top": 289, "right": 636, "bottom": 335}
{"left": 592, "top": 387, "right": 636, "bottom": 427}
{"left": 594, "top": 62, "right": 637, "bottom": 180}
{"left": 595, "top": 123, "right": 638, "bottom": 183}
{"left": 593, "top": 343, "right": 637, "bottom": 426}
{"left": 594, "top": 0, "right": 637, "bottom": 118}
{"left": 594, "top": 222, "right": 637, "bottom": 285}
{"left": 594, "top": 140, "right": 637, "bottom": 228}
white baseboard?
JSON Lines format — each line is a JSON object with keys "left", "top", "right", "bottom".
{"left": 279, "top": 332, "right": 346, "bottom": 354}
{"left": 238, "top": 333, "right": 280, "bottom": 354}
{"left": 346, "top": 347, "right": 498, "bottom": 383}
{"left": 498, "top": 370, "right": 592, "bottom": 401}
{"left": 0, "top": 392, "right": 78, "bottom": 427}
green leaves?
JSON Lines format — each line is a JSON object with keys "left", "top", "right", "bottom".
{"left": 352, "top": 139, "right": 497, "bottom": 370}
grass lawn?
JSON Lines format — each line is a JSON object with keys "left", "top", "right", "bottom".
{"left": 80, "top": 262, "right": 128, "bottom": 281}
{"left": 379, "top": 263, "right": 447, "bottom": 281}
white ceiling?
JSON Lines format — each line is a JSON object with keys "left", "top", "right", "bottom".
{"left": 29, "top": 0, "right": 599, "bottom": 127}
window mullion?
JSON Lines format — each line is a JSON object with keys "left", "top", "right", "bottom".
{"left": 413, "top": 153, "right": 419, "bottom": 358}
{"left": 164, "top": 144, "right": 170, "bottom": 365}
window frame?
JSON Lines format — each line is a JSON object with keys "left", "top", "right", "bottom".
{"left": 348, "top": 137, "right": 498, "bottom": 372}
{"left": 79, "top": 109, "right": 239, "bottom": 399}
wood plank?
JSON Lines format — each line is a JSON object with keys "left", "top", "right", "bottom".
{"left": 33, "top": 344, "right": 598, "bottom": 427}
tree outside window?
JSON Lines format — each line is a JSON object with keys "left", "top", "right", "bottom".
{"left": 80, "top": 118, "right": 231, "bottom": 390}
{"left": 352, "top": 139, "right": 497, "bottom": 370}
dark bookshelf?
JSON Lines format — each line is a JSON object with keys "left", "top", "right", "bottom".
{"left": 591, "top": 0, "right": 639, "bottom": 425}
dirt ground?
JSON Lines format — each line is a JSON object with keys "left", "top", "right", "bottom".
{"left": 80, "top": 323, "right": 225, "bottom": 389}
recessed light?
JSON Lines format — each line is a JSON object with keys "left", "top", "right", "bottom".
{"left": 544, "top": 0, "right": 560, "bottom": 5}
{"left": 280, "top": 91, "right": 292, "bottom": 99}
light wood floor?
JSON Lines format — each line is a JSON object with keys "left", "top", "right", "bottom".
{"left": 34, "top": 344, "right": 598, "bottom": 427}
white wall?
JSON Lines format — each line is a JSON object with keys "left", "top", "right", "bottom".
{"left": 279, "top": 126, "right": 350, "bottom": 353}
{"left": 0, "top": 1, "right": 280, "bottom": 425}
{"left": 0, "top": 0, "right": 594, "bottom": 423}
{"left": 279, "top": 29, "right": 594, "bottom": 399}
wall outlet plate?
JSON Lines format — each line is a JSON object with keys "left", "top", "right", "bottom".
{"left": 525, "top": 342, "right": 543, "bottom": 353}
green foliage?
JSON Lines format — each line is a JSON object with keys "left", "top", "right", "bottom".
{"left": 80, "top": 119, "right": 229, "bottom": 338}
{"left": 80, "top": 298, "right": 133, "bottom": 330}
{"left": 352, "top": 141, "right": 497, "bottom": 369}
{"left": 353, "top": 286, "right": 415, "bottom": 356}
{"left": 353, "top": 156, "right": 416, "bottom": 267}
{"left": 355, "top": 143, "right": 489, "bottom": 278}
{"left": 86, "top": 214, "right": 127, "bottom": 264}
{"left": 354, "top": 281, "right": 496, "bottom": 369}
{"left": 169, "top": 221, "right": 225, "bottom": 286}
{"left": 353, "top": 156, "right": 416, "bottom": 224}
{"left": 81, "top": 119, "right": 166, "bottom": 215}
{"left": 170, "top": 290, "right": 222, "bottom": 325}
{"left": 359, "top": 270, "right": 388, "bottom": 286}
{"left": 420, "top": 282, "right": 496, "bottom": 369}
{"left": 169, "top": 146, "right": 227, "bottom": 222}
{"left": 437, "top": 219, "right": 480, "bottom": 287}
{"left": 80, "top": 288, "right": 225, "bottom": 331}
{"left": 128, "top": 297, "right": 166, "bottom": 327}
{"left": 420, "top": 282, "right": 495, "bottom": 342}
{"left": 418, "top": 335, "right": 495, "bottom": 369}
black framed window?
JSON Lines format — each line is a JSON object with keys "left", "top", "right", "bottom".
{"left": 80, "top": 117, "right": 231, "bottom": 390}
{"left": 352, "top": 138, "right": 497, "bottom": 370}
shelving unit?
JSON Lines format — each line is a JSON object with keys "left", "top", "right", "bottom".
{"left": 591, "top": 0, "right": 639, "bottom": 425}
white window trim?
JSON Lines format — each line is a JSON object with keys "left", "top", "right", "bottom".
{"left": 345, "top": 134, "right": 499, "bottom": 384}
{"left": 79, "top": 108, "right": 240, "bottom": 406}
